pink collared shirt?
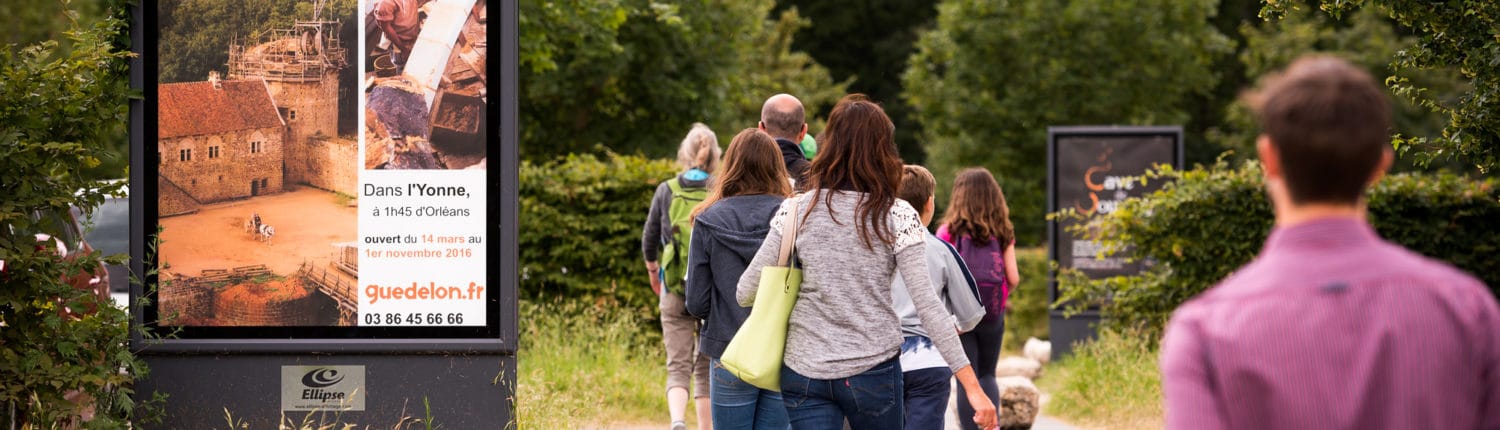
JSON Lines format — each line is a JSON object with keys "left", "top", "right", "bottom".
{"left": 1161, "top": 218, "right": 1500, "bottom": 429}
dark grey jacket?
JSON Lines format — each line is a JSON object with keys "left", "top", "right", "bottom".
{"left": 641, "top": 173, "right": 710, "bottom": 262}
{"left": 684, "top": 194, "right": 785, "bottom": 358}
{"left": 775, "top": 138, "right": 810, "bottom": 186}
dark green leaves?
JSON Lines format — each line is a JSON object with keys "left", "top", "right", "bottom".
{"left": 1057, "top": 159, "right": 1500, "bottom": 342}
{"left": 905, "top": 0, "right": 1232, "bottom": 244}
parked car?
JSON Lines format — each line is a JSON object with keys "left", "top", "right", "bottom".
{"left": 0, "top": 206, "right": 111, "bottom": 316}
{"left": 80, "top": 193, "right": 129, "bottom": 309}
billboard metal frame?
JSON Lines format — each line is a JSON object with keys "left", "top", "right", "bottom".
{"left": 129, "top": 0, "right": 519, "bottom": 354}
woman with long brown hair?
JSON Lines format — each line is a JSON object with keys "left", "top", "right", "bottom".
{"left": 936, "top": 167, "right": 1021, "bottom": 430}
{"left": 737, "top": 95, "right": 998, "bottom": 429}
{"left": 685, "top": 128, "right": 793, "bottom": 429}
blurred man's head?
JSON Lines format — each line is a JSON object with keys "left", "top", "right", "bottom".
{"left": 1251, "top": 55, "right": 1393, "bottom": 208}
{"left": 759, "top": 94, "right": 807, "bottom": 142}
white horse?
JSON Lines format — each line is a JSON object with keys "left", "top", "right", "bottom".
{"left": 256, "top": 224, "right": 275, "bottom": 244}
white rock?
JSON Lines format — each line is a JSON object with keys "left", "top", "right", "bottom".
{"left": 1023, "top": 337, "right": 1052, "bottom": 366}
{"left": 997, "top": 376, "right": 1040, "bottom": 429}
{"left": 995, "top": 356, "right": 1043, "bottom": 380}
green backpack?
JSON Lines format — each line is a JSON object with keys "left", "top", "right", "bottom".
{"left": 661, "top": 178, "right": 707, "bottom": 296}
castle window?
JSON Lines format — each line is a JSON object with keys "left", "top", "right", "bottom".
{"left": 179, "top": 149, "right": 191, "bottom": 162}
{"left": 289, "top": 110, "right": 297, "bottom": 121}
{"left": 251, "top": 141, "right": 261, "bottom": 154}
{"left": 208, "top": 146, "right": 220, "bottom": 158}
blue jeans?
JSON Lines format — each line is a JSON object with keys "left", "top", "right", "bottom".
{"left": 780, "top": 357, "right": 903, "bottom": 430}
{"left": 711, "top": 358, "right": 790, "bottom": 430}
{"left": 903, "top": 367, "right": 952, "bottom": 430}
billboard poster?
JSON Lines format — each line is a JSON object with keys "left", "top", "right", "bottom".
{"left": 144, "top": 0, "right": 505, "bottom": 345}
{"left": 1048, "top": 127, "right": 1182, "bottom": 295}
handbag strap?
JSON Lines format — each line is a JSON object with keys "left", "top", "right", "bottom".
{"left": 775, "top": 196, "right": 801, "bottom": 267}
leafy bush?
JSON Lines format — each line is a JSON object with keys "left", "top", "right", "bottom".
{"left": 519, "top": 152, "right": 678, "bottom": 322}
{"left": 1058, "top": 159, "right": 1500, "bottom": 339}
{"left": 0, "top": 1, "right": 154, "bottom": 426}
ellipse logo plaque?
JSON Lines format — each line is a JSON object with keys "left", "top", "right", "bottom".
{"left": 282, "top": 365, "right": 365, "bottom": 411}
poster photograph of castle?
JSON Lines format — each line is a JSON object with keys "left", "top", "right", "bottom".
{"left": 155, "top": 0, "right": 361, "bottom": 327}
{"left": 363, "top": 0, "right": 488, "bottom": 170}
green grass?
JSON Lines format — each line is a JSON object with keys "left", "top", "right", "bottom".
{"left": 511, "top": 248, "right": 1048, "bottom": 428}
{"left": 517, "top": 298, "right": 704, "bottom": 429}
{"left": 1037, "top": 329, "right": 1164, "bottom": 430}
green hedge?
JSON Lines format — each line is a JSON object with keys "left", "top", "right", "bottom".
{"left": 1003, "top": 248, "right": 1050, "bottom": 350}
{"left": 1058, "top": 160, "right": 1500, "bottom": 339}
{"left": 519, "top": 152, "right": 678, "bottom": 321}
{"left": 520, "top": 155, "right": 1060, "bottom": 343}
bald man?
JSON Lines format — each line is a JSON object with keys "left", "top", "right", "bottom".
{"left": 759, "top": 94, "right": 811, "bottom": 185}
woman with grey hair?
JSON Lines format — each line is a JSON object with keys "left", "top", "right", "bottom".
{"left": 643, "top": 123, "right": 722, "bottom": 430}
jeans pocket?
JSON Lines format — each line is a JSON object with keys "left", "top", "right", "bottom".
{"left": 779, "top": 367, "right": 811, "bottom": 409}
{"left": 712, "top": 361, "right": 746, "bottom": 388}
{"left": 848, "top": 363, "right": 899, "bottom": 418}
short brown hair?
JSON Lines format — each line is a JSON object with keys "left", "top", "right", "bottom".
{"left": 1250, "top": 55, "right": 1392, "bottom": 204}
{"left": 898, "top": 165, "right": 936, "bottom": 208}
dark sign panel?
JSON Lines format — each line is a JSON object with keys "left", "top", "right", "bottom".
{"left": 133, "top": 0, "right": 516, "bottom": 352}
{"left": 1046, "top": 127, "right": 1181, "bottom": 358}
{"left": 1051, "top": 130, "right": 1180, "bottom": 279}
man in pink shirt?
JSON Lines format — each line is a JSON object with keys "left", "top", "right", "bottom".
{"left": 1160, "top": 55, "right": 1500, "bottom": 429}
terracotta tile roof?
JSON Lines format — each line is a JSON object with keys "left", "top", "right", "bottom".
{"left": 158, "top": 79, "right": 284, "bottom": 138}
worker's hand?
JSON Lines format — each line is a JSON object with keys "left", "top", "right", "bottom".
{"left": 645, "top": 261, "right": 662, "bottom": 296}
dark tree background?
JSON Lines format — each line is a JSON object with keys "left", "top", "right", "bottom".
{"left": 774, "top": 0, "right": 939, "bottom": 163}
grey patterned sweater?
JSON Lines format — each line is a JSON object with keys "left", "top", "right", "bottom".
{"left": 737, "top": 191, "right": 972, "bottom": 379}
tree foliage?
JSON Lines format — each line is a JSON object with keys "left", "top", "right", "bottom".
{"left": 1208, "top": 5, "right": 1462, "bottom": 167}
{"left": 0, "top": 1, "right": 158, "bottom": 425}
{"left": 904, "top": 0, "right": 1233, "bottom": 244}
{"left": 0, "top": 0, "right": 133, "bottom": 180}
{"left": 775, "top": 0, "right": 940, "bottom": 162}
{"left": 520, "top": 0, "right": 846, "bottom": 161}
{"left": 1057, "top": 160, "right": 1500, "bottom": 340}
{"left": 1263, "top": 0, "right": 1500, "bottom": 173}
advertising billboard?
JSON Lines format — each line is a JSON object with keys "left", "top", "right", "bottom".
{"left": 1046, "top": 126, "right": 1182, "bottom": 357}
{"left": 135, "top": 0, "right": 514, "bottom": 352}
{"left": 1050, "top": 128, "right": 1181, "bottom": 279}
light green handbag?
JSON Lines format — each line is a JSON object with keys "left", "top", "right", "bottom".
{"left": 719, "top": 197, "right": 803, "bottom": 391}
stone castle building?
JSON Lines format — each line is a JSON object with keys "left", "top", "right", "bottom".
{"left": 158, "top": 15, "right": 355, "bottom": 216}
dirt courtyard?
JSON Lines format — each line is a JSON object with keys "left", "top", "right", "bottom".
{"left": 159, "top": 187, "right": 357, "bottom": 277}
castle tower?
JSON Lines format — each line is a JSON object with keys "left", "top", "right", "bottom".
{"left": 228, "top": 14, "right": 347, "bottom": 187}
